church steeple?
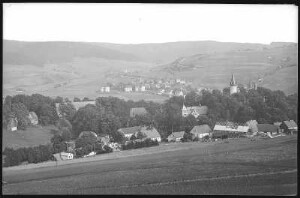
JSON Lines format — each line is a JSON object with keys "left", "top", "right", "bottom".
{"left": 229, "top": 74, "right": 238, "bottom": 95}
{"left": 230, "top": 74, "right": 236, "bottom": 86}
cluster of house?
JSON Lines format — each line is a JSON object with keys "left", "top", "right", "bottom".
{"left": 98, "top": 77, "right": 194, "bottom": 96}
{"left": 7, "top": 111, "right": 39, "bottom": 132}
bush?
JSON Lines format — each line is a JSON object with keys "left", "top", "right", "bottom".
{"left": 3, "top": 144, "right": 54, "bottom": 167}
{"left": 121, "top": 138, "right": 159, "bottom": 150}
{"left": 193, "top": 137, "right": 200, "bottom": 142}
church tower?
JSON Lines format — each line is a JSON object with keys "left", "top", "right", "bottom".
{"left": 230, "top": 74, "right": 238, "bottom": 95}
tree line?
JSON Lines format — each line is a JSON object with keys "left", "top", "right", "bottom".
{"left": 2, "top": 87, "right": 297, "bottom": 140}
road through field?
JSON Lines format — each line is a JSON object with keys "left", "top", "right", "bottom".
{"left": 2, "top": 135, "right": 297, "bottom": 195}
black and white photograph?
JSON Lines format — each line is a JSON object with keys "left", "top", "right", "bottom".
{"left": 2, "top": 3, "right": 298, "bottom": 195}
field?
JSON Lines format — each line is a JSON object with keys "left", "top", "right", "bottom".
{"left": 2, "top": 125, "right": 57, "bottom": 151}
{"left": 2, "top": 135, "right": 297, "bottom": 195}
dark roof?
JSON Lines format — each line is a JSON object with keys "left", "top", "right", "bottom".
{"left": 140, "top": 127, "right": 161, "bottom": 139}
{"left": 168, "top": 131, "right": 185, "bottom": 139}
{"left": 190, "top": 124, "right": 212, "bottom": 135}
{"left": 257, "top": 124, "right": 279, "bottom": 132}
{"left": 130, "top": 107, "right": 147, "bottom": 117}
{"left": 118, "top": 126, "right": 141, "bottom": 135}
{"left": 283, "top": 120, "right": 298, "bottom": 129}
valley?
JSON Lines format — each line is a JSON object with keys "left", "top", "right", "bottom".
{"left": 3, "top": 40, "right": 298, "bottom": 100}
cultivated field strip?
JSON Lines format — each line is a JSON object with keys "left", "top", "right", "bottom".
{"left": 83, "top": 169, "right": 297, "bottom": 190}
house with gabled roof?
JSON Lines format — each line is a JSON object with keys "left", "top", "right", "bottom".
{"left": 190, "top": 125, "right": 212, "bottom": 139}
{"left": 257, "top": 124, "right": 279, "bottom": 135}
{"left": 280, "top": 120, "right": 298, "bottom": 134}
{"left": 213, "top": 122, "right": 249, "bottom": 139}
{"left": 140, "top": 126, "right": 161, "bottom": 142}
{"left": 118, "top": 126, "right": 141, "bottom": 139}
{"left": 182, "top": 104, "right": 208, "bottom": 118}
{"left": 167, "top": 131, "right": 185, "bottom": 142}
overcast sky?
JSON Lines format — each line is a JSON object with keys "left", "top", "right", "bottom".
{"left": 3, "top": 3, "right": 298, "bottom": 44}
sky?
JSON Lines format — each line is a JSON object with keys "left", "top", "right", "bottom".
{"left": 3, "top": 3, "right": 298, "bottom": 44}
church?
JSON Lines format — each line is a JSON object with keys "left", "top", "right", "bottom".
{"left": 230, "top": 74, "right": 239, "bottom": 95}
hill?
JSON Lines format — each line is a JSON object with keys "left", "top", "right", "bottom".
{"left": 149, "top": 43, "right": 298, "bottom": 94}
{"left": 3, "top": 40, "right": 141, "bottom": 66}
{"left": 3, "top": 40, "right": 298, "bottom": 98}
{"left": 95, "top": 40, "right": 267, "bottom": 64}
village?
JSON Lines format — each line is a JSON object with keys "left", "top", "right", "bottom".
{"left": 98, "top": 69, "right": 207, "bottom": 97}
{"left": 3, "top": 74, "right": 297, "bottom": 164}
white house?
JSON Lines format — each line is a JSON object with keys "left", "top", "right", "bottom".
{"left": 124, "top": 86, "right": 133, "bottom": 92}
{"left": 101, "top": 86, "right": 110, "bottom": 93}
{"left": 60, "top": 152, "right": 74, "bottom": 160}
{"left": 140, "top": 86, "right": 146, "bottom": 92}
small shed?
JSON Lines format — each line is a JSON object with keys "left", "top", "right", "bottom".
{"left": 190, "top": 125, "right": 212, "bottom": 139}
{"left": 167, "top": 131, "right": 185, "bottom": 142}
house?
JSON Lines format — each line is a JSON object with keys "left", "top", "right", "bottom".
{"left": 7, "top": 117, "right": 18, "bottom": 132}
{"left": 124, "top": 86, "right": 133, "bottom": 92}
{"left": 182, "top": 104, "right": 208, "bottom": 118}
{"left": 280, "top": 120, "right": 298, "bottom": 134}
{"left": 155, "top": 84, "right": 161, "bottom": 89}
{"left": 257, "top": 124, "right": 279, "bottom": 135}
{"left": 100, "top": 86, "right": 110, "bottom": 93}
{"left": 190, "top": 125, "right": 212, "bottom": 139}
{"left": 78, "top": 131, "right": 98, "bottom": 139}
{"left": 60, "top": 152, "right": 74, "bottom": 160}
{"left": 140, "top": 126, "right": 161, "bottom": 142}
{"left": 140, "top": 85, "right": 146, "bottom": 92}
{"left": 118, "top": 126, "right": 141, "bottom": 139}
{"left": 130, "top": 107, "right": 148, "bottom": 118}
{"left": 213, "top": 122, "right": 249, "bottom": 138}
{"left": 28, "top": 111, "right": 38, "bottom": 125}
{"left": 72, "top": 101, "right": 96, "bottom": 110}
{"left": 167, "top": 131, "right": 185, "bottom": 142}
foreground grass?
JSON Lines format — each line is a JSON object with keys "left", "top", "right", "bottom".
{"left": 3, "top": 135, "right": 297, "bottom": 195}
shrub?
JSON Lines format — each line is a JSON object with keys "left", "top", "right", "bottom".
{"left": 121, "top": 138, "right": 159, "bottom": 150}
{"left": 3, "top": 144, "right": 54, "bottom": 167}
